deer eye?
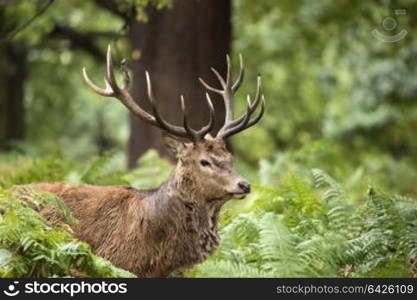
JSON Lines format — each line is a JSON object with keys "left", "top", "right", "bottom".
{"left": 200, "top": 159, "right": 212, "bottom": 167}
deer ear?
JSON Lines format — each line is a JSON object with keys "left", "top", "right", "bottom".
{"left": 162, "top": 133, "right": 186, "bottom": 157}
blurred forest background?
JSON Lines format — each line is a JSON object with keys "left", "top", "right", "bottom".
{"left": 1, "top": 0, "right": 417, "bottom": 277}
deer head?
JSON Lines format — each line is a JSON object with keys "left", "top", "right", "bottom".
{"left": 82, "top": 46, "right": 265, "bottom": 201}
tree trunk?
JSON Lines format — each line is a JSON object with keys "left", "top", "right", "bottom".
{"left": 127, "top": 0, "right": 231, "bottom": 167}
{"left": 0, "top": 44, "right": 26, "bottom": 150}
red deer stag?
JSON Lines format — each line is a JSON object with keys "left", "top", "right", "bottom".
{"left": 32, "top": 46, "right": 265, "bottom": 277}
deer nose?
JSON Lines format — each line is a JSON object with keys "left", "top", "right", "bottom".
{"left": 238, "top": 181, "right": 251, "bottom": 194}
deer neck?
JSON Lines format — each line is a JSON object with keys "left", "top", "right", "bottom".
{"left": 150, "top": 165, "right": 225, "bottom": 227}
{"left": 168, "top": 168, "right": 224, "bottom": 259}
{"left": 138, "top": 165, "right": 225, "bottom": 267}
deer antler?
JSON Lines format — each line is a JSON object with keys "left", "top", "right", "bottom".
{"left": 199, "top": 54, "right": 265, "bottom": 139}
{"left": 82, "top": 45, "right": 215, "bottom": 143}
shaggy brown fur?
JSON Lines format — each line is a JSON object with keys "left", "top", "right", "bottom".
{"left": 30, "top": 136, "right": 250, "bottom": 277}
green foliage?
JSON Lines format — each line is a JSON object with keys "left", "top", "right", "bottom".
{"left": 0, "top": 187, "right": 134, "bottom": 277}
{"left": 233, "top": 0, "right": 417, "bottom": 164}
{"left": 80, "top": 151, "right": 128, "bottom": 186}
{"left": 191, "top": 169, "right": 417, "bottom": 278}
{"left": 0, "top": 155, "right": 69, "bottom": 188}
{"left": 123, "top": 150, "right": 173, "bottom": 188}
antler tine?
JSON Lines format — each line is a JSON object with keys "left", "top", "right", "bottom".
{"left": 219, "top": 95, "right": 265, "bottom": 139}
{"left": 82, "top": 67, "right": 113, "bottom": 96}
{"left": 105, "top": 45, "right": 117, "bottom": 90}
{"left": 210, "top": 67, "right": 227, "bottom": 89}
{"left": 218, "top": 74, "right": 262, "bottom": 132}
{"left": 247, "top": 95, "right": 265, "bottom": 127}
{"left": 180, "top": 93, "right": 216, "bottom": 142}
{"left": 200, "top": 58, "right": 234, "bottom": 123}
{"left": 180, "top": 95, "right": 199, "bottom": 141}
{"left": 83, "top": 46, "right": 152, "bottom": 123}
{"left": 145, "top": 72, "right": 185, "bottom": 136}
{"left": 83, "top": 44, "right": 194, "bottom": 139}
{"left": 226, "top": 54, "right": 232, "bottom": 85}
{"left": 198, "top": 77, "right": 223, "bottom": 94}
{"left": 200, "top": 54, "right": 265, "bottom": 139}
{"left": 222, "top": 55, "right": 233, "bottom": 123}
{"left": 231, "top": 54, "right": 244, "bottom": 92}
{"left": 198, "top": 55, "right": 233, "bottom": 96}
{"left": 218, "top": 96, "right": 252, "bottom": 138}
{"left": 195, "top": 93, "right": 216, "bottom": 138}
